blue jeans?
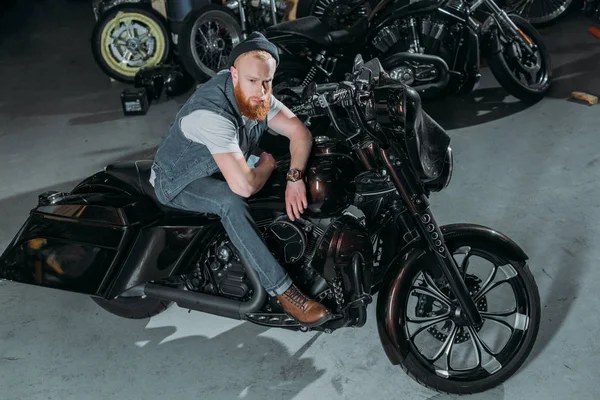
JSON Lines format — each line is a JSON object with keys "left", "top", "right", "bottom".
{"left": 156, "top": 169, "right": 293, "bottom": 297}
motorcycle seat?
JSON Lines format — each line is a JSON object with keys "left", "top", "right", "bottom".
{"left": 104, "top": 160, "right": 219, "bottom": 218}
{"left": 266, "top": 16, "right": 367, "bottom": 46}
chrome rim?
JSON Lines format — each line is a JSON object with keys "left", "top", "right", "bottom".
{"left": 100, "top": 11, "right": 167, "bottom": 77}
{"left": 404, "top": 246, "right": 533, "bottom": 380}
{"left": 190, "top": 11, "right": 241, "bottom": 77}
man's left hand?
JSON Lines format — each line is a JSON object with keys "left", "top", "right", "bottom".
{"left": 285, "top": 180, "right": 307, "bottom": 221}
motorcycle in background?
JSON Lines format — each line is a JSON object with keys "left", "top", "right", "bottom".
{"left": 297, "top": 0, "right": 578, "bottom": 28}
{"left": 91, "top": 0, "right": 172, "bottom": 82}
{"left": 267, "top": 0, "right": 553, "bottom": 103}
{"left": 177, "top": 0, "right": 294, "bottom": 82}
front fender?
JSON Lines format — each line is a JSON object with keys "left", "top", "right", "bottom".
{"left": 440, "top": 223, "right": 528, "bottom": 261}
{"left": 375, "top": 223, "right": 527, "bottom": 365}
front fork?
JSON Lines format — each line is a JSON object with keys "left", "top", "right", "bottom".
{"left": 470, "top": 0, "right": 537, "bottom": 57}
{"left": 380, "top": 148, "right": 484, "bottom": 327}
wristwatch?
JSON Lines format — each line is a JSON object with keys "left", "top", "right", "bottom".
{"left": 286, "top": 168, "right": 303, "bottom": 182}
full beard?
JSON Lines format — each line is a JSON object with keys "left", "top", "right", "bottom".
{"left": 234, "top": 84, "right": 271, "bottom": 121}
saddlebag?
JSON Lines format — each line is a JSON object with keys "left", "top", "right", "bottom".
{"left": 0, "top": 189, "right": 160, "bottom": 297}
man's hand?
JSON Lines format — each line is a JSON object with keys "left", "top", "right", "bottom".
{"left": 285, "top": 180, "right": 307, "bottom": 221}
{"left": 256, "top": 152, "right": 278, "bottom": 171}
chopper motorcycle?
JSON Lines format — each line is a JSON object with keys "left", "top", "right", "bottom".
{"left": 267, "top": 0, "right": 552, "bottom": 103}
{"left": 0, "top": 57, "right": 540, "bottom": 394}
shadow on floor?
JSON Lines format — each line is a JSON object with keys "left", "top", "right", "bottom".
{"left": 423, "top": 87, "right": 532, "bottom": 131}
{"left": 522, "top": 238, "right": 587, "bottom": 368}
{"left": 426, "top": 385, "right": 504, "bottom": 400}
{"left": 0, "top": 282, "right": 326, "bottom": 399}
{"left": 546, "top": 50, "right": 600, "bottom": 100}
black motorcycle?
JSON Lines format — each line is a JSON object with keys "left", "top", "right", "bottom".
{"left": 0, "top": 56, "right": 540, "bottom": 394}
{"left": 267, "top": 0, "right": 552, "bottom": 103}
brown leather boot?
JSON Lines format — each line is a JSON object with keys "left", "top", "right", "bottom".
{"left": 277, "top": 284, "right": 332, "bottom": 327}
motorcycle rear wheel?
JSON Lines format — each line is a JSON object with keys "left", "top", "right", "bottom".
{"left": 178, "top": 5, "right": 243, "bottom": 83}
{"left": 382, "top": 238, "right": 541, "bottom": 394}
{"left": 487, "top": 14, "right": 552, "bottom": 103}
{"left": 91, "top": 5, "right": 170, "bottom": 83}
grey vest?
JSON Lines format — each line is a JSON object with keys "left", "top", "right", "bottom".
{"left": 151, "top": 70, "right": 268, "bottom": 203}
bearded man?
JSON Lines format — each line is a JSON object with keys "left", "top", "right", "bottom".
{"left": 150, "top": 32, "right": 331, "bottom": 327}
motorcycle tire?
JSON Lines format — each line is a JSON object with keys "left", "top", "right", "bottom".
{"left": 379, "top": 234, "right": 541, "bottom": 394}
{"left": 91, "top": 5, "right": 170, "bottom": 83}
{"left": 486, "top": 14, "right": 552, "bottom": 104}
{"left": 178, "top": 5, "right": 243, "bottom": 83}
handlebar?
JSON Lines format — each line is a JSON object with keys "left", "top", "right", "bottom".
{"left": 289, "top": 79, "right": 374, "bottom": 142}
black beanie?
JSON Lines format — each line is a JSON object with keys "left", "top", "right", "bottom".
{"left": 228, "top": 32, "right": 280, "bottom": 67}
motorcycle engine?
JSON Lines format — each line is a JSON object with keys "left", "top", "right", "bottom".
{"left": 371, "top": 16, "right": 461, "bottom": 85}
{"left": 185, "top": 216, "right": 327, "bottom": 301}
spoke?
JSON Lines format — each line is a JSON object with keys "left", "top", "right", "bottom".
{"left": 411, "top": 286, "right": 452, "bottom": 308}
{"left": 474, "top": 279, "right": 509, "bottom": 302}
{"left": 473, "top": 263, "right": 517, "bottom": 303}
{"left": 431, "top": 323, "right": 458, "bottom": 365}
{"left": 527, "top": 67, "right": 538, "bottom": 85}
{"left": 481, "top": 307, "right": 517, "bottom": 318}
{"left": 122, "top": 50, "right": 133, "bottom": 63}
{"left": 197, "top": 26, "right": 209, "bottom": 45}
{"left": 423, "top": 272, "right": 453, "bottom": 305}
{"left": 453, "top": 246, "right": 472, "bottom": 278}
{"left": 482, "top": 311, "right": 529, "bottom": 332}
{"left": 407, "top": 313, "right": 452, "bottom": 339}
{"left": 481, "top": 314, "right": 515, "bottom": 333}
{"left": 468, "top": 326, "right": 503, "bottom": 372}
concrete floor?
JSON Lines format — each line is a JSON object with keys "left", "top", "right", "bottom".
{"left": 1, "top": 1, "right": 599, "bottom": 399}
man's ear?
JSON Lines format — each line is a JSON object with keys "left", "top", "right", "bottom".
{"left": 230, "top": 66, "right": 238, "bottom": 85}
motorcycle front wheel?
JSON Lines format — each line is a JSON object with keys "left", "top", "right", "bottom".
{"left": 178, "top": 5, "right": 243, "bottom": 83}
{"left": 486, "top": 14, "right": 552, "bottom": 103}
{"left": 380, "top": 235, "right": 541, "bottom": 394}
{"left": 91, "top": 5, "right": 170, "bottom": 83}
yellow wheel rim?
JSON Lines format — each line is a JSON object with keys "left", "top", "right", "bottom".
{"left": 100, "top": 11, "right": 166, "bottom": 78}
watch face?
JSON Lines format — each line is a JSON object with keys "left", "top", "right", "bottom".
{"left": 287, "top": 169, "right": 301, "bottom": 181}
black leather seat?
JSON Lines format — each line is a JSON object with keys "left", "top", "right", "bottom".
{"left": 266, "top": 16, "right": 367, "bottom": 46}
{"left": 104, "top": 160, "right": 219, "bottom": 218}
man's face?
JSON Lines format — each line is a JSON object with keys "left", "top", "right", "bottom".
{"left": 230, "top": 54, "right": 277, "bottom": 121}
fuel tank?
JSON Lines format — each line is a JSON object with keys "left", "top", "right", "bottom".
{"left": 248, "top": 137, "right": 357, "bottom": 218}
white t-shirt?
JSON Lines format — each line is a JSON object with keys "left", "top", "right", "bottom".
{"left": 149, "top": 95, "right": 284, "bottom": 186}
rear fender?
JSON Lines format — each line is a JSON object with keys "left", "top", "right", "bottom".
{"left": 376, "top": 223, "right": 527, "bottom": 365}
